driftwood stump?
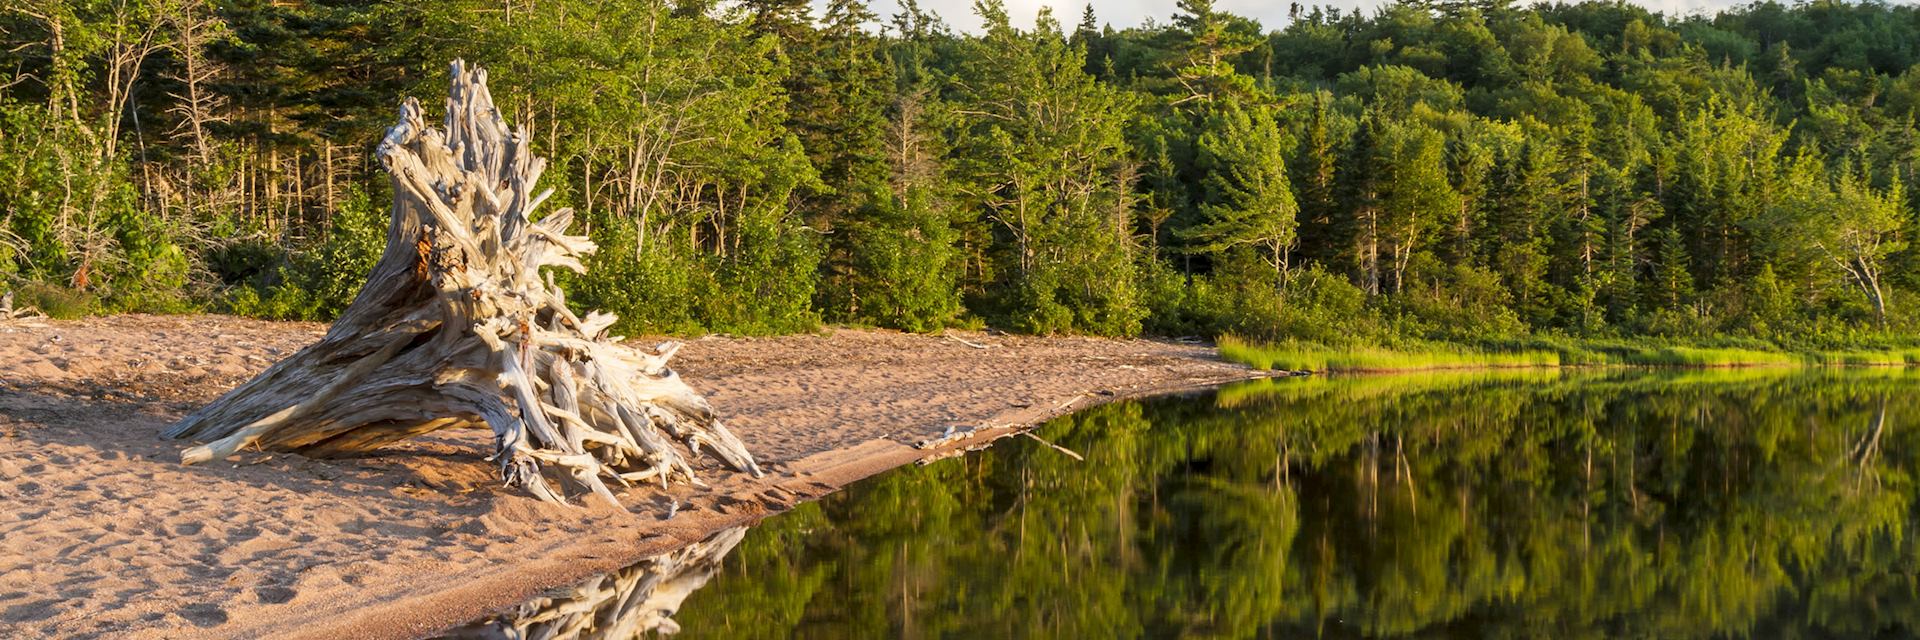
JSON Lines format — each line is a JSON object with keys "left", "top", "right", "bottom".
{"left": 167, "top": 61, "right": 760, "bottom": 508}
{"left": 0, "top": 291, "right": 45, "bottom": 320}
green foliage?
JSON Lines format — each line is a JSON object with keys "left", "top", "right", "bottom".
{"left": 1387, "top": 256, "right": 1528, "bottom": 342}
{"left": 224, "top": 184, "right": 386, "bottom": 320}
{"left": 1221, "top": 332, "right": 1920, "bottom": 373}
{"left": 953, "top": 2, "right": 1145, "bottom": 335}
{"left": 10, "top": 0, "right": 1920, "bottom": 350}
{"left": 1186, "top": 258, "right": 1382, "bottom": 347}
{"left": 567, "top": 210, "right": 823, "bottom": 337}
{"left": 1182, "top": 99, "right": 1299, "bottom": 280}
{"left": 1218, "top": 334, "right": 1561, "bottom": 372}
{"left": 707, "top": 204, "right": 826, "bottom": 335}
{"left": 0, "top": 99, "right": 189, "bottom": 312}
{"left": 835, "top": 183, "right": 962, "bottom": 332}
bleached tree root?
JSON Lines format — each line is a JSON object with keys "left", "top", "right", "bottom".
{"left": 166, "top": 61, "right": 761, "bottom": 508}
{"left": 0, "top": 291, "right": 46, "bottom": 320}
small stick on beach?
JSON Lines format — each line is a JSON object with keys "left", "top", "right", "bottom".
{"left": 1021, "top": 431, "right": 1085, "bottom": 461}
{"left": 944, "top": 331, "right": 994, "bottom": 350}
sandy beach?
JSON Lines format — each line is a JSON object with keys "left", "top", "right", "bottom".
{"left": 0, "top": 314, "right": 1260, "bottom": 639}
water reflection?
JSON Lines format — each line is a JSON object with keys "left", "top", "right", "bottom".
{"left": 435, "top": 527, "right": 746, "bottom": 639}
{"left": 450, "top": 369, "right": 1920, "bottom": 638}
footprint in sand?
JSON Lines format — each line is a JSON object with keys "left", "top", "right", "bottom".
{"left": 255, "top": 585, "right": 298, "bottom": 605}
{"left": 1, "top": 600, "right": 60, "bottom": 622}
{"left": 179, "top": 603, "right": 229, "bottom": 627}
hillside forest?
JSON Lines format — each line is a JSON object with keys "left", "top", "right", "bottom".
{"left": 6, "top": 0, "right": 1920, "bottom": 350}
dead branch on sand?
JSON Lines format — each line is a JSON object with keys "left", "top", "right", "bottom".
{"left": 943, "top": 330, "right": 995, "bottom": 350}
{"left": 0, "top": 291, "right": 46, "bottom": 321}
{"left": 165, "top": 61, "right": 760, "bottom": 508}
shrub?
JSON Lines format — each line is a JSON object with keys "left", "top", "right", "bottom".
{"left": 1193, "top": 260, "right": 1380, "bottom": 346}
{"left": 223, "top": 184, "right": 386, "bottom": 320}
{"left": 1387, "top": 257, "right": 1527, "bottom": 342}
{"left": 569, "top": 206, "right": 822, "bottom": 337}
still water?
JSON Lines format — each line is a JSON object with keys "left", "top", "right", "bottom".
{"left": 447, "top": 368, "right": 1920, "bottom": 639}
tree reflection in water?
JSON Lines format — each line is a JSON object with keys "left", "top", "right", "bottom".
{"left": 435, "top": 527, "right": 746, "bottom": 639}
{"left": 677, "top": 369, "right": 1920, "bottom": 639}
{"left": 452, "top": 369, "right": 1920, "bottom": 639}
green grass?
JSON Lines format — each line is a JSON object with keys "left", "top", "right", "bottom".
{"left": 1586, "top": 344, "right": 1914, "bottom": 367}
{"left": 1213, "top": 368, "right": 1569, "bottom": 408}
{"left": 1219, "top": 335, "right": 1920, "bottom": 373}
{"left": 1613, "top": 346, "right": 1799, "bottom": 367}
{"left": 1796, "top": 348, "right": 1920, "bottom": 366}
{"left": 1217, "top": 336, "right": 1561, "bottom": 373}
{"left": 5, "top": 282, "right": 96, "bottom": 319}
{"left": 1483, "top": 338, "right": 1804, "bottom": 367}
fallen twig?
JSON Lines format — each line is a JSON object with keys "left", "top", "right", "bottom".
{"left": 943, "top": 331, "right": 994, "bottom": 350}
{"left": 1021, "top": 431, "right": 1085, "bottom": 461}
{"left": 915, "top": 424, "right": 980, "bottom": 449}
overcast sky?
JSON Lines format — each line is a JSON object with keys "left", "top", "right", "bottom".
{"left": 851, "top": 0, "right": 1753, "bottom": 32}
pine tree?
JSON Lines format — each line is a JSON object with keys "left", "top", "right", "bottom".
{"left": 952, "top": 0, "right": 1143, "bottom": 335}
{"left": 1647, "top": 226, "right": 1696, "bottom": 312}
{"left": 796, "top": 0, "right": 897, "bottom": 322}
{"left": 1338, "top": 112, "right": 1387, "bottom": 295}
{"left": 1167, "top": 0, "right": 1260, "bottom": 105}
{"left": 1183, "top": 99, "right": 1299, "bottom": 284}
{"left": 837, "top": 85, "right": 963, "bottom": 330}
{"left": 740, "top": 0, "right": 814, "bottom": 53}
{"left": 1375, "top": 119, "right": 1458, "bottom": 293}
{"left": 1482, "top": 137, "right": 1559, "bottom": 321}
{"left": 1291, "top": 92, "right": 1343, "bottom": 268}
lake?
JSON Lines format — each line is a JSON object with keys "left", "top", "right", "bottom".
{"left": 442, "top": 368, "right": 1920, "bottom": 638}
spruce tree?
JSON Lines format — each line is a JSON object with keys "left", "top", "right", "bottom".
{"left": 952, "top": 0, "right": 1143, "bottom": 335}
{"left": 1184, "top": 99, "right": 1299, "bottom": 285}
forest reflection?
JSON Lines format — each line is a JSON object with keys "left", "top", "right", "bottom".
{"left": 689, "top": 370, "right": 1920, "bottom": 637}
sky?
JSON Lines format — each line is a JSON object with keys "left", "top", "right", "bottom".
{"left": 849, "top": 0, "right": 1755, "bottom": 32}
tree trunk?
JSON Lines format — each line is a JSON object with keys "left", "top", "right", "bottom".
{"left": 166, "top": 61, "right": 761, "bottom": 509}
{"left": 1858, "top": 260, "right": 1888, "bottom": 329}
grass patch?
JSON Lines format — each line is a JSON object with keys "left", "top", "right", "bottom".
{"left": 5, "top": 282, "right": 96, "bottom": 318}
{"left": 1797, "top": 348, "right": 1920, "bottom": 366}
{"left": 1615, "top": 346, "right": 1799, "bottom": 367}
{"left": 1213, "top": 368, "right": 1569, "bottom": 408}
{"left": 1219, "top": 335, "right": 1920, "bottom": 373}
{"left": 1218, "top": 336, "right": 1561, "bottom": 373}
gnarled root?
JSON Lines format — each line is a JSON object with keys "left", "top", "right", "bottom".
{"left": 166, "top": 61, "right": 760, "bottom": 509}
{"left": 0, "top": 291, "right": 45, "bottom": 321}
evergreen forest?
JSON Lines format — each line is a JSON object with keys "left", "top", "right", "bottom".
{"left": 7, "top": 0, "right": 1920, "bottom": 350}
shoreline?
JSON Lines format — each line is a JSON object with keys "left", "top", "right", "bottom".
{"left": 0, "top": 314, "right": 1268, "bottom": 639}
{"left": 1218, "top": 335, "right": 1920, "bottom": 374}
{"left": 8, "top": 315, "right": 1904, "bottom": 637}
{"left": 327, "top": 372, "right": 1270, "bottom": 640}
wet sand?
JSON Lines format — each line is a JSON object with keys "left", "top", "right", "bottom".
{"left": 0, "top": 314, "right": 1262, "bottom": 639}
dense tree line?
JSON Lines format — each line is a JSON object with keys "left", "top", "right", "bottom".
{"left": 5, "top": 0, "right": 1920, "bottom": 346}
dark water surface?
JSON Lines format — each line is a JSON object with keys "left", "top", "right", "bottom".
{"left": 450, "top": 369, "right": 1920, "bottom": 639}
